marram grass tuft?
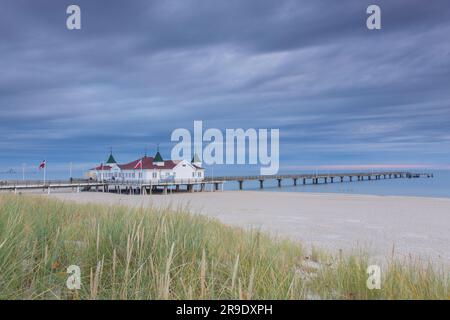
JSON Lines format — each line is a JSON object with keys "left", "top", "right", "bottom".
{"left": 0, "top": 194, "right": 448, "bottom": 300}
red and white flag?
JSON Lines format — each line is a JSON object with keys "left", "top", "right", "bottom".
{"left": 134, "top": 159, "right": 143, "bottom": 169}
{"left": 39, "top": 160, "right": 46, "bottom": 170}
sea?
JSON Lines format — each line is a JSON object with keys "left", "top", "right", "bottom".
{"left": 221, "top": 170, "right": 450, "bottom": 199}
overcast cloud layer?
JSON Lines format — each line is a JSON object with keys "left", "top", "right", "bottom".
{"left": 1, "top": 0, "right": 450, "bottom": 177}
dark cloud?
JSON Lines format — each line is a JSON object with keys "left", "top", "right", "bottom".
{"left": 1, "top": 0, "right": 450, "bottom": 176}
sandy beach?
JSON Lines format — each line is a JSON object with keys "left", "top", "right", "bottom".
{"left": 46, "top": 191, "right": 450, "bottom": 264}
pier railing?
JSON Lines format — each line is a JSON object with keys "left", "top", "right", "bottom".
{"left": 0, "top": 171, "right": 433, "bottom": 193}
{"left": 203, "top": 171, "right": 433, "bottom": 181}
{"left": 105, "top": 178, "right": 206, "bottom": 186}
{"left": 0, "top": 179, "right": 90, "bottom": 187}
{"left": 203, "top": 171, "right": 433, "bottom": 190}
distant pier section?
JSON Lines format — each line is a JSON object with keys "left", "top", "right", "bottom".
{"left": 0, "top": 171, "right": 433, "bottom": 194}
{"left": 204, "top": 171, "right": 433, "bottom": 190}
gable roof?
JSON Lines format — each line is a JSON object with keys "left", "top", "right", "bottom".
{"left": 92, "top": 165, "right": 112, "bottom": 171}
{"left": 118, "top": 156, "right": 178, "bottom": 170}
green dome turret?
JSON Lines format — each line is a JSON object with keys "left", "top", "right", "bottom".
{"left": 191, "top": 153, "right": 201, "bottom": 163}
{"left": 154, "top": 151, "right": 163, "bottom": 163}
{"left": 106, "top": 152, "right": 117, "bottom": 164}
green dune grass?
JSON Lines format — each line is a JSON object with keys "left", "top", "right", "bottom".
{"left": 0, "top": 194, "right": 448, "bottom": 300}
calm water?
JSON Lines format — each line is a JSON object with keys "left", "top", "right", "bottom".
{"left": 222, "top": 170, "right": 450, "bottom": 198}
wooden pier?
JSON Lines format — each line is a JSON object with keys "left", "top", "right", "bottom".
{"left": 204, "top": 171, "right": 433, "bottom": 190}
{"left": 0, "top": 171, "right": 433, "bottom": 194}
{"left": 102, "top": 179, "right": 224, "bottom": 195}
{"left": 0, "top": 180, "right": 105, "bottom": 194}
{"left": 0, "top": 179, "right": 224, "bottom": 194}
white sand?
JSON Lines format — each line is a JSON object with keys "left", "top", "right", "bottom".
{"left": 46, "top": 191, "right": 450, "bottom": 264}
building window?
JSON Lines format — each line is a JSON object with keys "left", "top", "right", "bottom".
{"left": 152, "top": 172, "right": 157, "bottom": 178}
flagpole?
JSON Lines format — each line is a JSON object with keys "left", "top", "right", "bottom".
{"left": 70, "top": 162, "right": 73, "bottom": 180}
{"left": 140, "top": 158, "right": 143, "bottom": 194}
{"left": 22, "top": 163, "right": 25, "bottom": 181}
{"left": 43, "top": 162, "right": 46, "bottom": 185}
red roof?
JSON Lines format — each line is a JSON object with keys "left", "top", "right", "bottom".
{"left": 92, "top": 165, "right": 112, "bottom": 171}
{"left": 118, "top": 156, "right": 179, "bottom": 170}
{"left": 92, "top": 156, "right": 204, "bottom": 171}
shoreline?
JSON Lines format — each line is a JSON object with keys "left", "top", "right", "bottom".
{"left": 34, "top": 190, "right": 450, "bottom": 265}
{"left": 12, "top": 187, "right": 450, "bottom": 200}
{"left": 248, "top": 189, "right": 450, "bottom": 201}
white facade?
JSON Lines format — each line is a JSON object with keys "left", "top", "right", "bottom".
{"left": 91, "top": 156, "right": 204, "bottom": 183}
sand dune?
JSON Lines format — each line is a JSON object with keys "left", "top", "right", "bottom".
{"left": 47, "top": 191, "right": 450, "bottom": 264}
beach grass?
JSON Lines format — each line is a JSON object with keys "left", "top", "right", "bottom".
{"left": 0, "top": 194, "right": 448, "bottom": 300}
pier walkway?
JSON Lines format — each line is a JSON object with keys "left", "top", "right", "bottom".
{"left": 0, "top": 171, "right": 433, "bottom": 194}
{"left": 204, "top": 171, "right": 433, "bottom": 190}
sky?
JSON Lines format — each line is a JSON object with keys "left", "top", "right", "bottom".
{"left": 1, "top": 0, "right": 450, "bottom": 178}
